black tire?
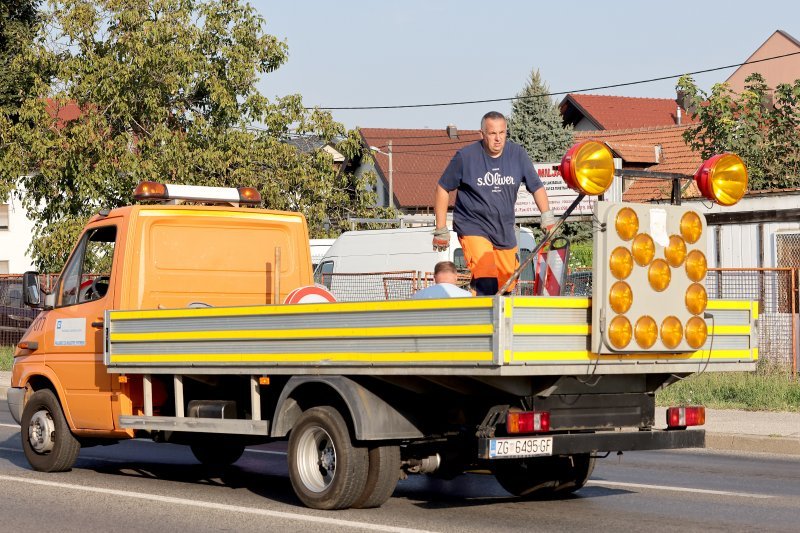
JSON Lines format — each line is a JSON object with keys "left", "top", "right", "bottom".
{"left": 20, "top": 389, "right": 81, "bottom": 472}
{"left": 493, "top": 454, "right": 595, "bottom": 498}
{"left": 351, "top": 444, "right": 401, "bottom": 509}
{"left": 287, "top": 406, "right": 369, "bottom": 510}
{"left": 190, "top": 436, "right": 246, "bottom": 467}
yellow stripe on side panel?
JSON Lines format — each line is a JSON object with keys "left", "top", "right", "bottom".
{"left": 110, "top": 297, "right": 494, "bottom": 321}
{"left": 110, "top": 324, "right": 493, "bottom": 342}
{"left": 511, "top": 348, "right": 757, "bottom": 362}
{"left": 707, "top": 325, "right": 751, "bottom": 335}
{"left": 513, "top": 324, "right": 591, "bottom": 335}
{"left": 511, "top": 297, "right": 590, "bottom": 309}
{"left": 706, "top": 300, "right": 753, "bottom": 310}
{"left": 109, "top": 351, "right": 494, "bottom": 364}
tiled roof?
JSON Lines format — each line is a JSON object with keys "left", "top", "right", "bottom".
{"left": 561, "top": 94, "right": 697, "bottom": 130}
{"left": 359, "top": 127, "right": 482, "bottom": 209}
{"left": 576, "top": 124, "right": 703, "bottom": 202}
{"left": 44, "top": 98, "right": 81, "bottom": 129}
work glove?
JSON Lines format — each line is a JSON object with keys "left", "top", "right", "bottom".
{"left": 432, "top": 226, "right": 450, "bottom": 251}
{"left": 540, "top": 210, "right": 556, "bottom": 233}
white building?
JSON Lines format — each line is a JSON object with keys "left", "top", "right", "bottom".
{"left": 0, "top": 195, "right": 36, "bottom": 274}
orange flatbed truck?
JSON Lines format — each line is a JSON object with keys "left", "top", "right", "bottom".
{"left": 7, "top": 144, "right": 757, "bottom": 510}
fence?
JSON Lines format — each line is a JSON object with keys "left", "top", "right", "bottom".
{"left": 706, "top": 268, "right": 797, "bottom": 374}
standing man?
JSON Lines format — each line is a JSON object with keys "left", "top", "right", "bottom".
{"left": 432, "top": 111, "right": 554, "bottom": 295}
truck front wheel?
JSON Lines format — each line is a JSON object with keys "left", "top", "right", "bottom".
{"left": 493, "top": 454, "right": 595, "bottom": 498}
{"left": 287, "top": 406, "right": 369, "bottom": 510}
{"left": 21, "top": 389, "right": 81, "bottom": 472}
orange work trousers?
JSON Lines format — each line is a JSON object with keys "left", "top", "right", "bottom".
{"left": 458, "top": 235, "right": 518, "bottom": 296}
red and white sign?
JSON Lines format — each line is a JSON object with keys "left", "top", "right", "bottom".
{"left": 515, "top": 163, "right": 597, "bottom": 217}
{"left": 283, "top": 285, "right": 337, "bottom": 304}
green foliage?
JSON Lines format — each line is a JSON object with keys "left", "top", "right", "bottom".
{"left": 677, "top": 73, "right": 800, "bottom": 190}
{"left": 508, "top": 69, "right": 574, "bottom": 162}
{"left": 0, "top": 344, "right": 12, "bottom": 371}
{"left": 0, "top": 0, "right": 380, "bottom": 271}
{"left": 657, "top": 363, "right": 800, "bottom": 412}
{"left": 0, "top": 0, "right": 40, "bottom": 118}
{"left": 568, "top": 240, "right": 592, "bottom": 270}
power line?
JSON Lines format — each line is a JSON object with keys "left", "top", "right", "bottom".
{"left": 308, "top": 51, "right": 800, "bottom": 111}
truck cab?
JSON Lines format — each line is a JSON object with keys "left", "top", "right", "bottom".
{"left": 9, "top": 183, "right": 313, "bottom": 442}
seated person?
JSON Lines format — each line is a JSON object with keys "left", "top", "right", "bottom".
{"left": 412, "top": 261, "right": 472, "bottom": 299}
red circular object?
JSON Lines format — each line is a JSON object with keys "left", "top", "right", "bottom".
{"left": 283, "top": 285, "right": 337, "bottom": 304}
{"left": 559, "top": 142, "right": 582, "bottom": 192}
{"left": 693, "top": 153, "right": 724, "bottom": 202}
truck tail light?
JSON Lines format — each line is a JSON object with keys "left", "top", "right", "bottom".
{"left": 507, "top": 411, "right": 550, "bottom": 434}
{"left": 666, "top": 406, "right": 705, "bottom": 428}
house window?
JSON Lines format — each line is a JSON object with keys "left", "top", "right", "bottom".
{"left": 0, "top": 204, "right": 9, "bottom": 230}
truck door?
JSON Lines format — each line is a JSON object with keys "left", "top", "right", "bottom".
{"left": 45, "top": 224, "right": 118, "bottom": 430}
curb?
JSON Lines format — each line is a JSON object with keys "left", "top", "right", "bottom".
{"left": 706, "top": 432, "right": 800, "bottom": 456}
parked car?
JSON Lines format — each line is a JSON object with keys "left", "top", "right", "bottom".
{"left": 0, "top": 279, "right": 39, "bottom": 346}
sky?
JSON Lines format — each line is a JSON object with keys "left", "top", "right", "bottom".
{"left": 251, "top": 0, "right": 800, "bottom": 131}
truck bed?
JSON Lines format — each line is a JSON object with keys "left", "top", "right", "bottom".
{"left": 104, "top": 295, "right": 758, "bottom": 376}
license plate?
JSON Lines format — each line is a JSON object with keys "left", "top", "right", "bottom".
{"left": 489, "top": 436, "right": 553, "bottom": 458}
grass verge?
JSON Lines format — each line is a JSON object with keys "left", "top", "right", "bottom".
{"left": 1, "top": 345, "right": 13, "bottom": 371}
{"left": 656, "top": 363, "right": 800, "bottom": 412}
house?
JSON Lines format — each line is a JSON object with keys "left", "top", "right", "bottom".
{"left": 559, "top": 94, "right": 696, "bottom": 131}
{"left": 0, "top": 196, "right": 36, "bottom": 273}
{"left": 358, "top": 126, "right": 481, "bottom": 214}
{"left": 725, "top": 29, "right": 800, "bottom": 94}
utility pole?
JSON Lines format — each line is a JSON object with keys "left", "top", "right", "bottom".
{"left": 388, "top": 140, "right": 393, "bottom": 209}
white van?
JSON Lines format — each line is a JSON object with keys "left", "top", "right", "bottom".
{"left": 313, "top": 226, "right": 538, "bottom": 300}
{"left": 309, "top": 238, "right": 335, "bottom": 270}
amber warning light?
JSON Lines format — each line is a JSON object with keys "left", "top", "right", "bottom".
{"left": 134, "top": 181, "right": 262, "bottom": 206}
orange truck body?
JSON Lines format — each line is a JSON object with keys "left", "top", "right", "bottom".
{"left": 11, "top": 204, "right": 312, "bottom": 439}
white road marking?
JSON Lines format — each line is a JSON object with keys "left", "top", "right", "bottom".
{"left": 0, "top": 474, "right": 436, "bottom": 533}
{"left": 0, "top": 423, "right": 20, "bottom": 428}
{"left": 245, "top": 448, "right": 287, "bottom": 456}
{"left": 587, "top": 480, "right": 773, "bottom": 499}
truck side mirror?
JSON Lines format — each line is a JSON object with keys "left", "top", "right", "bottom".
{"left": 22, "top": 271, "right": 42, "bottom": 308}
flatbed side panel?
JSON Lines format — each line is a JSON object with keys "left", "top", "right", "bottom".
{"left": 106, "top": 297, "right": 498, "bottom": 367}
{"left": 507, "top": 297, "right": 758, "bottom": 370}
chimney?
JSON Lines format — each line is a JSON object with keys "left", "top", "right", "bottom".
{"left": 446, "top": 124, "right": 458, "bottom": 139}
{"left": 676, "top": 105, "right": 682, "bottom": 125}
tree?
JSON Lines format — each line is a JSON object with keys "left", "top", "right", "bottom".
{"left": 0, "top": 0, "right": 40, "bottom": 117}
{"left": 508, "top": 69, "right": 574, "bottom": 162}
{"left": 508, "top": 69, "right": 588, "bottom": 243}
{"left": 0, "top": 0, "right": 379, "bottom": 272}
{"left": 677, "top": 73, "right": 800, "bottom": 191}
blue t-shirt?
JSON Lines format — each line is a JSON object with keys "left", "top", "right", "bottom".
{"left": 412, "top": 283, "right": 472, "bottom": 299}
{"left": 438, "top": 141, "right": 543, "bottom": 249}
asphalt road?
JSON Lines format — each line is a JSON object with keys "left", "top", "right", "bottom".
{"left": 2, "top": 402, "right": 799, "bottom": 533}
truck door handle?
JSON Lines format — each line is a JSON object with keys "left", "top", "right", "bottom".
{"left": 91, "top": 320, "right": 104, "bottom": 328}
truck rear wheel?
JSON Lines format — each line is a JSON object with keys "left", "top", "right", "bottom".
{"left": 21, "top": 389, "right": 81, "bottom": 472}
{"left": 493, "top": 454, "right": 595, "bottom": 498}
{"left": 287, "top": 406, "right": 369, "bottom": 510}
{"left": 190, "top": 436, "right": 246, "bottom": 467}
{"left": 352, "top": 444, "right": 401, "bottom": 509}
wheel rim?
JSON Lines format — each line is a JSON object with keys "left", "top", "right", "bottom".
{"left": 28, "top": 409, "right": 55, "bottom": 454}
{"left": 295, "top": 424, "right": 336, "bottom": 493}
